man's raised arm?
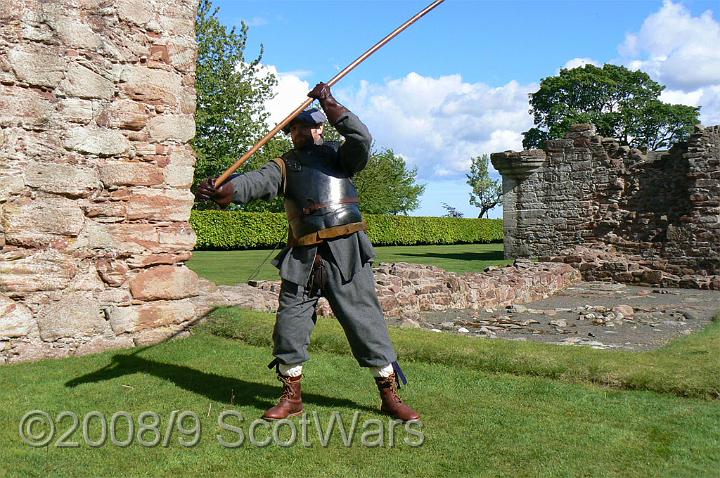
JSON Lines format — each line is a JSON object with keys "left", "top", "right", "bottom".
{"left": 308, "top": 82, "right": 372, "bottom": 174}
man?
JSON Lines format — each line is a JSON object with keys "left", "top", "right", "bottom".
{"left": 196, "top": 82, "right": 420, "bottom": 422}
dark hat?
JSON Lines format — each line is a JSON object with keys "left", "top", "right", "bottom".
{"left": 282, "top": 108, "right": 327, "bottom": 134}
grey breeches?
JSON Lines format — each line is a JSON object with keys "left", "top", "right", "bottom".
{"left": 272, "top": 256, "right": 397, "bottom": 368}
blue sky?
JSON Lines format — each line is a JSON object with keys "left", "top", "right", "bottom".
{"left": 212, "top": 0, "right": 720, "bottom": 218}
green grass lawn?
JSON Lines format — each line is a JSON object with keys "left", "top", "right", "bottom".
{"left": 1, "top": 309, "right": 719, "bottom": 477}
{"left": 187, "top": 243, "right": 510, "bottom": 284}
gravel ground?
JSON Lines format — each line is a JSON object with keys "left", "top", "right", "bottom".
{"left": 391, "top": 282, "right": 720, "bottom": 350}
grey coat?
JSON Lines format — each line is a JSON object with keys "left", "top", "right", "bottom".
{"left": 227, "top": 112, "right": 375, "bottom": 286}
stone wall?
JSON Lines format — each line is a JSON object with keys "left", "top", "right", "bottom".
{"left": 0, "top": 0, "right": 200, "bottom": 363}
{"left": 492, "top": 124, "right": 720, "bottom": 287}
{"left": 248, "top": 260, "right": 582, "bottom": 318}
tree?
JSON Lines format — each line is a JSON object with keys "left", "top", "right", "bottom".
{"left": 441, "top": 203, "right": 464, "bottom": 218}
{"left": 193, "top": 0, "right": 278, "bottom": 206}
{"left": 466, "top": 154, "right": 501, "bottom": 218}
{"left": 522, "top": 64, "right": 700, "bottom": 150}
{"left": 353, "top": 148, "right": 425, "bottom": 215}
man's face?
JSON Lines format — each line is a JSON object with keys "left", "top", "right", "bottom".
{"left": 289, "top": 122, "right": 324, "bottom": 149}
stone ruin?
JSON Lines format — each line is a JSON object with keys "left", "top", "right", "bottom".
{"left": 0, "top": 0, "right": 581, "bottom": 364}
{"left": 492, "top": 124, "right": 720, "bottom": 290}
{"left": 0, "top": 0, "right": 202, "bottom": 363}
{"left": 3, "top": 1, "right": 714, "bottom": 364}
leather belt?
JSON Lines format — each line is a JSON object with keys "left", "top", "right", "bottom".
{"left": 288, "top": 221, "right": 368, "bottom": 247}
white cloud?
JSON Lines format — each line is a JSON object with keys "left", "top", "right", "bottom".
{"left": 335, "top": 73, "right": 536, "bottom": 181}
{"left": 256, "top": 64, "right": 312, "bottom": 128}
{"left": 618, "top": 0, "right": 720, "bottom": 91}
{"left": 659, "top": 88, "right": 703, "bottom": 106}
{"left": 561, "top": 57, "right": 600, "bottom": 71}
{"left": 696, "top": 85, "right": 720, "bottom": 125}
{"left": 259, "top": 69, "right": 535, "bottom": 181}
{"left": 617, "top": 1, "right": 720, "bottom": 126}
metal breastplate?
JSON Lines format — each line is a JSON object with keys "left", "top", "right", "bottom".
{"left": 282, "top": 143, "right": 364, "bottom": 240}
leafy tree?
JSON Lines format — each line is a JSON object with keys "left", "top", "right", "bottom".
{"left": 193, "top": 0, "right": 277, "bottom": 206}
{"left": 466, "top": 154, "right": 501, "bottom": 218}
{"left": 441, "top": 203, "right": 464, "bottom": 218}
{"left": 624, "top": 100, "right": 701, "bottom": 151}
{"left": 522, "top": 64, "right": 700, "bottom": 150}
{"left": 353, "top": 148, "right": 425, "bottom": 215}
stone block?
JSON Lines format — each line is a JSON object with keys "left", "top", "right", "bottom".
{"left": 105, "top": 223, "right": 159, "bottom": 254}
{"left": 59, "top": 98, "right": 97, "bottom": 124}
{"left": 71, "top": 220, "right": 115, "bottom": 250}
{"left": 641, "top": 270, "right": 664, "bottom": 284}
{"left": 0, "top": 294, "right": 36, "bottom": 338}
{"left": 65, "top": 127, "right": 132, "bottom": 156}
{"left": 74, "top": 335, "right": 134, "bottom": 356}
{"left": 97, "top": 100, "right": 150, "bottom": 131}
{"left": 96, "top": 257, "right": 130, "bottom": 287}
{"left": 157, "top": 223, "right": 196, "bottom": 252}
{"left": 98, "top": 161, "right": 164, "bottom": 187}
{"left": 60, "top": 63, "right": 114, "bottom": 100}
{"left": 119, "top": 65, "right": 182, "bottom": 106}
{"left": 166, "top": 145, "right": 196, "bottom": 167}
{"left": 117, "top": 0, "right": 156, "bottom": 26}
{"left": 83, "top": 200, "right": 127, "bottom": 222}
{"left": 163, "top": 163, "right": 194, "bottom": 188}
{"left": 25, "top": 162, "right": 101, "bottom": 197}
{"left": 106, "top": 300, "right": 196, "bottom": 334}
{"left": 53, "top": 17, "right": 103, "bottom": 50}
{"left": 124, "top": 188, "right": 194, "bottom": 222}
{"left": 97, "top": 288, "right": 133, "bottom": 305}
{"left": 129, "top": 265, "right": 199, "bottom": 300}
{"left": 0, "top": 84, "right": 56, "bottom": 129}
{"left": 3, "top": 128, "right": 67, "bottom": 162}
{"left": 147, "top": 115, "right": 195, "bottom": 142}
{"left": 3, "top": 196, "right": 86, "bottom": 246}
{"left": 9, "top": 342, "right": 73, "bottom": 363}
{"left": 67, "top": 266, "right": 106, "bottom": 293}
{"left": 8, "top": 45, "right": 65, "bottom": 87}
{"left": 157, "top": 8, "right": 195, "bottom": 37}
{"left": 0, "top": 249, "right": 77, "bottom": 294}
{"left": 0, "top": 171, "right": 24, "bottom": 203}
{"left": 36, "top": 292, "right": 109, "bottom": 341}
{"left": 126, "top": 252, "right": 192, "bottom": 268}
{"left": 149, "top": 45, "right": 170, "bottom": 63}
{"left": 167, "top": 40, "right": 195, "bottom": 73}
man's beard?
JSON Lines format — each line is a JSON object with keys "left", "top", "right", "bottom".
{"left": 296, "top": 132, "right": 324, "bottom": 150}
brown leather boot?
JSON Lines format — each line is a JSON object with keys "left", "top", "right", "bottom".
{"left": 375, "top": 373, "right": 421, "bottom": 421}
{"left": 262, "top": 374, "right": 304, "bottom": 420}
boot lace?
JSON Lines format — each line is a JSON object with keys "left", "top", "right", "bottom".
{"left": 278, "top": 375, "right": 296, "bottom": 400}
{"left": 379, "top": 377, "right": 403, "bottom": 403}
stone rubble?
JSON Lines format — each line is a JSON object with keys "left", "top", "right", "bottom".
{"left": 245, "top": 259, "right": 582, "bottom": 319}
{"left": 541, "top": 243, "right": 720, "bottom": 290}
{"left": 410, "top": 281, "right": 719, "bottom": 350}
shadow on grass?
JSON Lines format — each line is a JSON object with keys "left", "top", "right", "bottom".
{"left": 393, "top": 251, "right": 505, "bottom": 262}
{"left": 65, "top": 352, "right": 376, "bottom": 413}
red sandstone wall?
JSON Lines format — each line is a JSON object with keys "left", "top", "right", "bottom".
{"left": 0, "top": 0, "right": 200, "bottom": 362}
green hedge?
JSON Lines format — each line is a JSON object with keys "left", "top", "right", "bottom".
{"left": 190, "top": 210, "right": 503, "bottom": 250}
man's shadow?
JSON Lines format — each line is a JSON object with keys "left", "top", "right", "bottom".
{"left": 65, "top": 352, "right": 376, "bottom": 413}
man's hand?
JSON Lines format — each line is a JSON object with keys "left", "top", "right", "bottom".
{"left": 195, "top": 177, "right": 234, "bottom": 207}
{"left": 308, "top": 82, "right": 333, "bottom": 103}
{"left": 308, "top": 82, "right": 348, "bottom": 124}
